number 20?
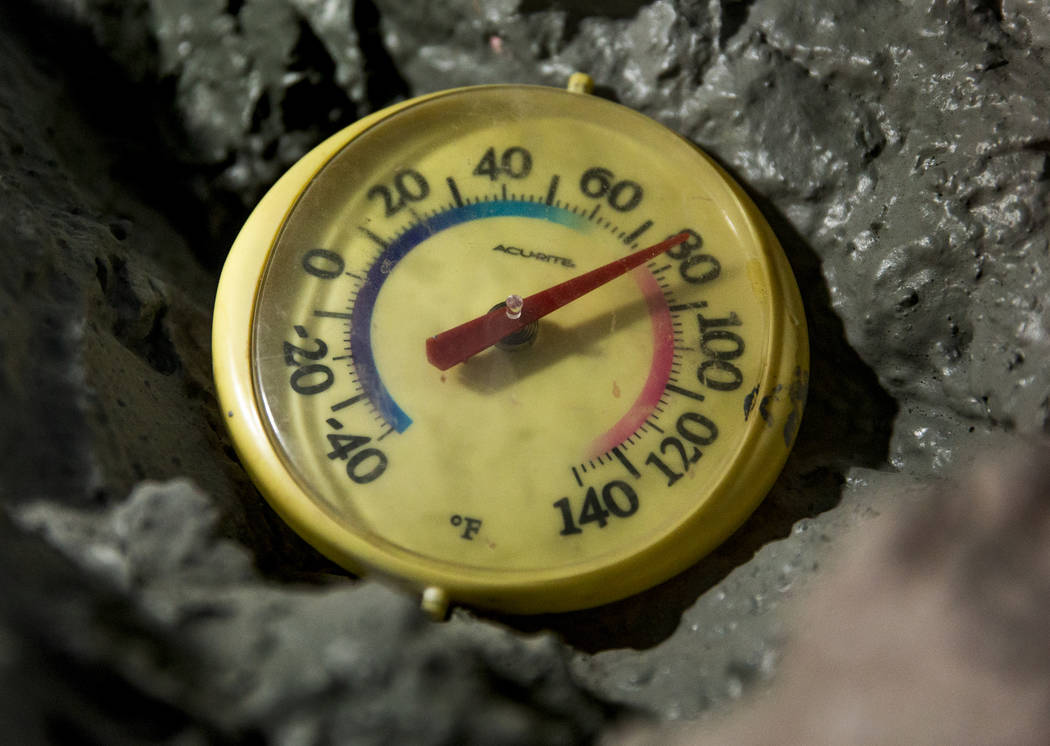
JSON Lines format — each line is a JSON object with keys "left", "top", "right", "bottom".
{"left": 367, "top": 169, "right": 429, "bottom": 217}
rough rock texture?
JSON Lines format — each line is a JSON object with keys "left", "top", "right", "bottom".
{"left": 9, "top": 481, "right": 609, "bottom": 744}
{"left": 2, "top": 0, "right": 1049, "bottom": 742}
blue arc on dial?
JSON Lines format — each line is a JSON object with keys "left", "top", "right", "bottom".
{"left": 351, "top": 200, "right": 591, "bottom": 433}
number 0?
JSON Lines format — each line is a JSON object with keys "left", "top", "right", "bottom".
{"left": 602, "top": 481, "right": 639, "bottom": 517}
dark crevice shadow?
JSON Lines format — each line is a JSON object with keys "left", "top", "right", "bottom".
{"left": 520, "top": 0, "right": 651, "bottom": 37}
{"left": 4, "top": 3, "right": 234, "bottom": 270}
{"left": 486, "top": 174, "right": 898, "bottom": 653}
{"left": 353, "top": 0, "right": 412, "bottom": 109}
{"left": 718, "top": 0, "right": 756, "bottom": 48}
{"left": 280, "top": 18, "right": 358, "bottom": 134}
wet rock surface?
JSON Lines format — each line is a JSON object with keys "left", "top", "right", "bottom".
{"left": 1, "top": 0, "right": 1048, "bottom": 742}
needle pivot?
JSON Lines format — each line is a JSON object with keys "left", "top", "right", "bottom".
{"left": 425, "top": 232, "right": 690, "bottom": 370}
{"left": 505, "top": 294, "right": 524, "bottom": 319}
{"left": 492, "top": 297, "right": 538, "bottom": 352}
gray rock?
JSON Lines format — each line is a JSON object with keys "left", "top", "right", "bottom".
{"left": 9, "top": 481, "right": 612, "bottom": 743}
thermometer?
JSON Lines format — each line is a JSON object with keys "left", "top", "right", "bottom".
{"left": 213, "top": 74, "right": 808, "bottom": 618}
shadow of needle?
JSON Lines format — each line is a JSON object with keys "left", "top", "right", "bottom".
{"left": 449, "top": 293, "right": 655, "bottom": 394}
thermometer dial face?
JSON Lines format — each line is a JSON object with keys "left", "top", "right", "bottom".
{"left": 214, "top": 84, "right": 808, "bottom": 614}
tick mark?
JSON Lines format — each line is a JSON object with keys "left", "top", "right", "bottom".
{"left": 447, "top": 176, "right": 464, "bottom": 207}
{"left": 359, "top": 226, "right": 389, "bottom": 249}
{"left": 331, "top": 394, "right": 365, "bottom": 411}
{"left": 669, "top": 301, "right": 710, "bottom": 312}
{"left": 624, "top": 219, "right": 653, "bottom": 244}
{"left": 612, "top": 447, "right": 641, "bottom": 479}
{"left": 545, "top": 174, "right": 560, "bottom": 205}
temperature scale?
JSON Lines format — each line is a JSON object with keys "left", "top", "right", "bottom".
{"left": 213, "top": 74, "right": 808, "bottom": 617}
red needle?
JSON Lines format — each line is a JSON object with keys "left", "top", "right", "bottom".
{"left": 426, "top": 232, "right": 691, "bottom": 370}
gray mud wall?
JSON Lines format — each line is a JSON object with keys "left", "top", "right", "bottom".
{"left": 1, "top": 1, "right": 1048, "bottom": 743}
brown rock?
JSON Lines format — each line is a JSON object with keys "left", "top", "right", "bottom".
{"left": 614, "top": 439, "right": 1050, "bottom": 744}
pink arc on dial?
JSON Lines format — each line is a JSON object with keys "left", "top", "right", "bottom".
{"left": 587, "top": 266, "right": 674, "bottom": 459}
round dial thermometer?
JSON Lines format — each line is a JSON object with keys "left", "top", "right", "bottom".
{"left": 213, "top": 75, "right": 808, "bottom": 617}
